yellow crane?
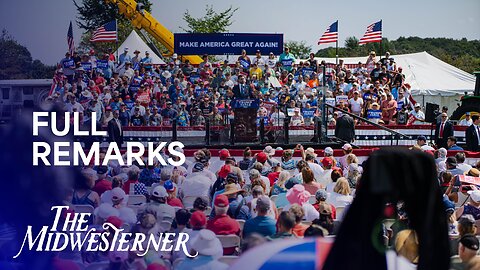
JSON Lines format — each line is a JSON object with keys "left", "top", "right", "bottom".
{"left": 105, "top": 0, "right": 203, "bottom": 64}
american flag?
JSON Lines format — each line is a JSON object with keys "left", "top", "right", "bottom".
{"left": 317, "top": 21, "right": 338, "bottom": 44}
{"left": 90, "top": 20, "right": 117, "bottom": 42}
{"left": 67, "top": 21, "right": 75, "bottom": 55}
{"left": 359, "top": 20, "right": 382, "bottom": 45}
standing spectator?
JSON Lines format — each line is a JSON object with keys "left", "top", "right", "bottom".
{"left": 243, "top": 195, "right": 276, "bottom": 238}
{"left": 335, "top": 113, "right": 355, "bottom": 143}
{"left": 435, "top": 112, "right": 454, "bottom": 149}
{"left": 465, "top": 115, "right": 480, "bottom": 152}
{"left": 381, "top": 93, "right": 397, "bottom": 124}
{"left": 409, "top": 104, "right": 425, "bottom": 125}
{"left": 279, "top": 47, "right": 295, "bottom": 72}
{"left": 459, "top": 112, "right": 473, "bottom": 126}
{"left": 108, "top": 110, "right": 123, "bottom": 146}
{"left": 447, "top": 137, "right": 464, "bottom": 151}
{"left": 348, "top": 91, "right": 364, "bottom": 117}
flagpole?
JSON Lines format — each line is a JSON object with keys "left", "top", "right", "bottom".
{"left": 335, "top": 20, "right": 338, "bottom": 65}
{"left": 115, "top": 19, "right": 119, "bottom": 65}
{"left": 379, "top": 20, "right": 383, "bottom": 60}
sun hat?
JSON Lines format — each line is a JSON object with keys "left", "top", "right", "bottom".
{"left": 286, "top": 184, "right": 311, "bottom": 206}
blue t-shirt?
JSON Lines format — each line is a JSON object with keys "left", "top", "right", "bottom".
{"left": 243, "top": 216, "right": 277, "bottom": 237}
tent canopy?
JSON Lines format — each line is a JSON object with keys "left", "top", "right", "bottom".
{"left": 305, "top": 52, "right": 475, "bottom": 97}
{"left": 115, "top": 31, "right": 166, "bottom": 65}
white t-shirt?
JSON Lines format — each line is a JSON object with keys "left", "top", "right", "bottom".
{"left": 409, "top": 110, "right": 425, "bottom": 124}
{"left": 318, "top": 169, "right": 333, "bottom": 188}
{"left": 308, "top": 162, "right": 325, "bottom": 183}
{"left": 349, "top": 98, "right": 364, "bottom": 113}
{"left": 459, "top": 118, "right": 473, "bottom": 126}
{"left": 271, "top": 111, "right": 286, "bottom": 126}
{"left": 327, "top": 192, "right": 353, "bottom": 208}
{"left": 283, "top": 203, "right": 319, "bottom": 222}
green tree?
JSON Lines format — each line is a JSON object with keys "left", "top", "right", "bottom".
{"left": 0, "top": 29, "right": 54, "bottom": 80}
{"left": 182, "top": 5, "right": 238, "bottom": 33}
{"left": 345, "top": 36, "right": 359, "bottom": 51}
{"left": 74, "top": 0, "right": 155, "bottom": 55}
{"left": 285, "top": 40, "right": 312, "bottom": 59}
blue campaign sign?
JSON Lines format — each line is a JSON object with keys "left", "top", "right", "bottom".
{"left": 302, "top": 108, "right": 316, "bottom": 118}
{"left": 97, "top": 60, "right": 108, "bottom": 69}
{"left": 174, "top": 33, "right": 284, "bottom": 55}
{"left": 367, "top": 109, "right": 382, "bottom": 119}
{"left": 81, "top": 62, "right": 92, "bottom": 71}
{"left": 231, "top": 99, "right": 261, "bottom": 109}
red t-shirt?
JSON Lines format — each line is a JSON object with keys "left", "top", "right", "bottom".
{"left": 123, "top": 179, "right": 137, "bottom": 194}
{"left": 92, "top": 179, "right": 112, "bottom": 196}
{"left": 312, "top": 202, "right": 337, "bottom": 220}
{"left": 292, "top": 223, "right": 309, "bottom": 237}
{"left": 206, "top": 214, "right": 240, "bottom": 255}
{"left": 167, "top": 197, "right": 184, "bottom": 208}
{"left": 267, "top": 172, "right": 281, "bottom": 187}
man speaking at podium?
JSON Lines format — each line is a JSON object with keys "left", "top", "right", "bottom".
{"left": 233, "top": 74, "right": 254, "bottom": 99}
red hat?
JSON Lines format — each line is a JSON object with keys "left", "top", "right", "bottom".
{"left": 321, "top": 157, "right": 333, "bottom": 167}
{"left": 214, "top": 194, "right": 229, "bottom": 208}
{"left": 106, "top": 106, "right": 112, "bottom": 111}
{"left": 219, "top": 149, "right": 230, "bottom": 160}
{"left": 125, "top": 95, "right": 131, "bottom": 99}
{"left": 190, "top": 210, "right": 207, "bottom": 229}
{"left": 257, "top": 152, "right": 268, "bottom": 163}
{"left": 218, "top": 164, "right": 231, "bottom": 179}
{"left": 106, "top": 216, "right": 123, "bottom": 229}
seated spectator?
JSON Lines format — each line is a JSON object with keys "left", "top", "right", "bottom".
{"left": 243, "top": 195, "right": 276, "bottom": 238}
{"left": 302, "top": 167, "right": 322, "bottom": 195}
{"left": 456, "top": 152, "right": 472, "bottom": 174}
{"left": 122, "top": 167, "right": 147, "bottom": 195}
{"left": 221, "top": 184, "right": 251, "bottom": 221}
{"left": 458, "top": 234, "right": 480, "bottom": 268}
{"left": 72, "top": 168, "right": 100, "bottom": 208}
{"left": 319, "top": 157, "right": 334, "bottom": 187}
{"left": 285, "top": 184, "right": 319, "bottom": 221}
{"left": 92, "top": 166, "right": 112, "bottom": 196}
{"left": 451, "top": 215, "right": 478, "bottom": 256}
{"left": 180, "top": 163, "right": 211, "bottom": 205}
{"left": 456, "top": 190, "right": 480, "bottom": 220}
{"left": 326, "top": 177, "right": 354, "bottom": 208}
{"left": 268, "top": 211, "right": 297, "bottom": 240}
{"left": 249, "top": 186, "right": 277, "bottom": 219}
{"left": 164, "top": 180, "right": 183, "bottom": 208}
{"left": 325, "top": 168, "right": 343, "bottom": 193}
{"left": 176, "top": 229, "right": 228, "bottom": 270}
{"left": 289, "top": 204, "right": 308, "bottom": 237}
{"left": 304, "top": 224, "right": 327, "bottom": 237}
{"left": 271, "top": 171, "right": 290, "bottom": 196}
{"left": 206, "top": 194, "right": 240, "bottom": 255}
{"left": 312, "top": 189, "right": 336, "bottom": 219}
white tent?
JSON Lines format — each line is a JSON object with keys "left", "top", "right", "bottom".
{"left": 115, "top": 31, "right": 166, "bottom": 65}
{"left": 304, "top": 52, "right": 476, "bottom": 109}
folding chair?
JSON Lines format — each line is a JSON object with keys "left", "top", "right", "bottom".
{"left": 270, "top": 195, "right": 278, "bottom": 203}
{"left": 218, "top": 255, "right": 239, "bottom": 266}
{"left": 127, "top": 194, "right": 146, "bottom": 206}
{"left": 217, "top": 235, "right": 241, "bottom": 250}
{"left": 236, "top": 219, "right": 245, "bottom": 231}
{"left": 72, "top": 204, "right": 94, "bottom": 215}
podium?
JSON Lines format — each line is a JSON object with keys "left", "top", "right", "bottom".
{"left": 231, "top": 99, "right": 260, "bottom": 142}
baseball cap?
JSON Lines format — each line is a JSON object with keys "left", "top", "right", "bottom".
{"left": 111, "top": 187, "right": 126, "bottom": 202}
{"left": 414, "top": 103, "right": 421, "bottom": 108}
{"left": 163, "top": 180, "right": 175, "bottom": 193}
{"left": 152, "top": 186, "right": 168, "bottom": 198}
{"left": 193, "top": 162, "right": 205, "bottom": 172}
{"left": 95, "top": 166, "right": 108, "bottom": 174}
{"left": 256, "top": 195, "right": 271, "bottom": 211}
{"left": 458, "top": 214, "right": 476, "bottom": 226}
{"left": 214, "top": 194, "right": 229, "bottom": 208}
{"left": 218, "top": 165, "right": 231, "bottom": 179}
{"left": 316, "top": 189, "right": 328, "bottom": 201}
{"left": 106, "top": 216, "right": 123, "bottom": 229}
{"left": 219, "top": 149, "right": 230, "bottom": 159}
{"left": 417, "top": 135, "right": 427, "bottom": 141}
{"left": 318, "top": 203, "right": 333, "bottom": 215}
{"left": 321, "top": 157, "right": 333, "bottom": 167}
{"left": 257, "top": 152, "right": 268, "bottom": 163}
{"left": 460, "top": 234, "right": 480, "bottom": 251}
{"left": 190, "top": 211, "right": 207, "bottom": 229}
{"left": 324, "top": 147, "right": 334, "bottom": 155}
{"left": 446, "top": 157, "right": 457, "bottom": 166}
{"left": 342, "top": 143, "right": 352, "bottom": 151}
{"left": 468, "top": 190, "right": 480, "bottom": 203}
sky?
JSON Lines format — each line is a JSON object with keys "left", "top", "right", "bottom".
{"left": 0, "top": 0, "right": 478, "bottom": 65}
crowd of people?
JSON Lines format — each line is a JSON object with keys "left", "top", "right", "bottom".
{"left": 48, "top": 47, "right": 476, "bottom": 130}
{"left": 45, "top": 140, "right": 480, "bottom": 270}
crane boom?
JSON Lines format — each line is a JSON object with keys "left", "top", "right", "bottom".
{"left": 105, "top": 0, "right": 203, "bottom": 64}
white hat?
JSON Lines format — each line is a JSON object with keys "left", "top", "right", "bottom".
{"left": 162, "top": 70, "right": 172, "bottom": 79}
{"left": 468, "top": 190, "right": 480, "bottom": 203}
{"left": 305, "top": 147, "right": 317, "bottom": 158}
{"left": 124, "top": 47, "right": 129, "bottom": 51}
{"left": 94, "top": 203, "right": 120, "bottom": 220}
{"left": 152, "top": 186, "right": 168, "bottom": 198}
{"left": 263, "top": 145, "right": 275, "bottom": 156}
{"left": 191, "top": 229, "right": 223, "bottom": 257}
{"left": 157, "top": 204, "right": 175, "bottom": 223}
{"left": 324, "top": 147, "right": 334, "bottom": 155}
{"left": 172, "top": 53, "right": 178, "bottom": 59}
{"left": 342, "top": 143, "right": 352, "bottom": 151}
{"left": 414, "top": 103, "right": 421, "bottom": 108}
{"left": 111, "top": 187, "right": 127, "bottom": 203}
